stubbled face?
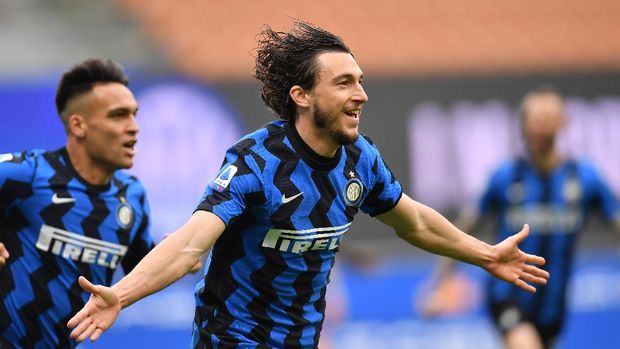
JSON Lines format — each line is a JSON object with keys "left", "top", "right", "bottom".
{"left": 308, "top": 52, "right": 368, "bottom": 145}
{"left": 521, "top": 93, "right": 565, "bottom": 158}
{"left": 72, "top": 82, "right": 139, "bottom": 171}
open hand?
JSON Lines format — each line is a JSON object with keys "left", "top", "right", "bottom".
{"left": 483, "top": 224, "right": 549, "bottom": 293}
{"left": 67, "top": 276, "right": 121, "bottom": 342}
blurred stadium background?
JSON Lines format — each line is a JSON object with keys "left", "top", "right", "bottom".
{"left": 1, "top": 1, "right": 619, "bottom": 348}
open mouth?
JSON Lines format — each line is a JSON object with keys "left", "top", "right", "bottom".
{"left": 345, "top": 110, "right": 361, "bottom": 119}
{"left": 123, "top": 140, "right": 137, "bottom": 153}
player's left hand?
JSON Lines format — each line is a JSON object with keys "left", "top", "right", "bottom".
{"left": 67, "top": 276, "right": 121, "bottom": 343}
{"left": 0, "top": 242, "right": 9, "bottom": 268}
{"left": 482, "top": 224, "right": 549, "bottom": 293}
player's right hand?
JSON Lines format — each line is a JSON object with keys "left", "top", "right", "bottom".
{"left": 0, "top": 242, "right": 9, "bottom": 267}
{"left": 67, "top": 276, "right": 121, "bottom": 343}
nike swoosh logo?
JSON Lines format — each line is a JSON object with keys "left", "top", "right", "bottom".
{"left": 281, "top": 192, "right": 303, "bottom": 204}
{"left": 52, "top": 193, "right": 76, "bottom": 204}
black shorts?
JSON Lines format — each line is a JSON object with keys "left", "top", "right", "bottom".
{"left": 489, "top": 301, "right": 563, "bottom": 349}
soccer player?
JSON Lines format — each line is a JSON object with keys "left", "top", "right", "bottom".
{"left": 0, "top": 58, "right": 154, "bottom": 348}
{"left": 67, "top": 22, "right": 549, "bottom": 348}
{"left": 423, "top": 86, "right": 620, "bottom": 349}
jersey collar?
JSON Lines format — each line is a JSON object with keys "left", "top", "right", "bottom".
{"left": 284, "top": 121, "right": 342, "bottom": 172}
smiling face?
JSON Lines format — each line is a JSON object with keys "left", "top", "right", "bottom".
{"left": 69, "top": 82, "right": 139, "bottom": 173}
{"left": 306, "top": 51, "right": 368, "bottom": 145}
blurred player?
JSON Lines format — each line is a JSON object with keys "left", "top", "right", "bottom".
{"left": 424, "top": 86, "right": 620, "bottom": 349}
{"left": 67, "top": 21, "right": 548, "bottom": 348}
{"left": 0, "top": 58, "right": 155, "bottom": 348}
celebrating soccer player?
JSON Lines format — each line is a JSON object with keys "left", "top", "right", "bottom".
{"left": 67, "top": 22, "right": 549, "bottom": 348}
{"left": 0, "top": 58, "right": 154, "bottom": 348}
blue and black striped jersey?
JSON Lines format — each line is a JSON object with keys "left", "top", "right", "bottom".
{"left": 192, "top": 120, "right": 402, "bottom": 348}
{"left": 0, "top": 148, "right": 154, "bottom": 349}
{"left": 481, "top": 157, "right": 619, "bottom": 328}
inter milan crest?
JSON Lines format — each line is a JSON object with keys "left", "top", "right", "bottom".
{"left": 343, "top": 178, "right": 364, "bottom": 206}
{"left": 563, "top": 178, "right": 582, "bottom": 203}
{"left": 211, "top": 165, "right": 238, "bottom": 192}
{"left": 116, "top": 198, "right": 135, "bottom": 230}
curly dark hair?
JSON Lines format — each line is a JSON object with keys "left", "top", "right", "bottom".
{"left": 252, "top": 21, "right": 351, "bottom": 120}
{"left": 55, "top": 58, "right": 129, "bottom": 122}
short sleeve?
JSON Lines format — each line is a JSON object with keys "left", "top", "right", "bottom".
{"left": 196, "top": 148, "right": 263, "bottom": 225}
{"left": 581, "top": 162, "right": 620, "bottom": 221}
{"left": 359, "top": 141, "right": 403, "bottom": 217}
{"left": 0, "top": 151, "right": 36, "bottom": 209}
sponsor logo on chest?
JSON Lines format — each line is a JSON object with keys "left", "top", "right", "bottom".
{"left": 36, "top": 225, "right": 128, "bottom": 269}
{"left": 262, "top": 222, "right": 351, "bottom": 253}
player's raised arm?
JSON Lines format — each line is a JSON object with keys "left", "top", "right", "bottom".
{"left": 376, "top": 194, "right": 549, "bottom": 293}
{"left": 67, "top": 210, "right": 225, "bottom": 342}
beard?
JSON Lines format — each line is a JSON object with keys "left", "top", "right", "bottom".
{"left": 312, "top": 103, "right": 358, "bottom": 145}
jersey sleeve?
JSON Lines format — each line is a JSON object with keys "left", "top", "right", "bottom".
{"left": 0, "top": 151, "right": 36, "bottom": 209}
{"left": 121, "top": 186, "right": 155, "bottom": 274}
{"left": 359, "top": 140, "right": 403, "bottom": 217}
{"left": 196, "top": 147, "right": 263, "bottom": 225}
{"left": 581, "top": 162, "right": 620, "bottom": 221}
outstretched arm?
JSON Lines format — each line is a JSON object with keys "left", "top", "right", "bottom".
{"left": 67, "top": 210, "right": 225, "bottom": 342}
{"left": 376, "top": 194, "right": 548, "bottom": 293}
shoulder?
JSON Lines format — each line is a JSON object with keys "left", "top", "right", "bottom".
{"left": 228, "top": 120, "right": 286, "bottom": 172}
{"left": 232, "top": 120, "right": 286, "bottom": 154}
{"left": 570, "top": 158, "right": 606, "bottom": 182}
{"left": 351, "top": 133, "right": 382, "bottom": 159}
{"left": 113, "top": 170, "right": 147, "bottom": 195}
{"left": 0, "top": 149, "right": 44, "bottom": 175}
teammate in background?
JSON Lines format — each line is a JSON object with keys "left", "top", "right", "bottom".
{"left": 423, "top": 86, "right": 620, "bottom": 349}
{"left": 67, "top": 22, "right": 548, "bottom": 348}
{"left": 0, "top": 58, "right": 155, "bottom": 349}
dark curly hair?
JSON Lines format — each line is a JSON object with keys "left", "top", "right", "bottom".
{"left": 55, "top": 58, "right": 129, "bottom": 124}
{"left": 252, "top": 21, "right": 351, "bottom": 121}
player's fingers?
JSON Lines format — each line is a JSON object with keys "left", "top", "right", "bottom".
{"left": 514, "top": 278, "right": 536, "bottom": 294}
{"left": 77, "top": 276, "right": 97, "bottom": 294}
{"left": 77, "top": 322, "right": 98, "bottom": 343}
{"left": 512, "top": 224, "right": 530, "bottom": 244}
{"left": 190, "top": 260, "right": 202, "bottom": 273}
{"left": 67, "top": 307, "right": 90, "bottom": 328}
{"left": 91, "top": 327, "right": 104, "bottom": 342}
{"left": 0, "top": 243, "right": 9, "bottom": 258}
{"left": 0, "top": 257, "right": 6, "bottom": 266}
{"left": 522, "top": 264, "right": 549, "bottom": 280}
{"left": 70, "top": 316, "right": 92, "bottom": 339}
{"left": 524, "top": 253, "right": 546, "bottom": 266}
{"left": 519, "top": 271, "right": 547, "bottom": 285}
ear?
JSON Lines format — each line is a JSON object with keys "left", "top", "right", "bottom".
{"left": 289, "top": 85, "right": 311, "bottom": 109}
{"left": 67, "top": 114, "right": 87, "bottom": 138}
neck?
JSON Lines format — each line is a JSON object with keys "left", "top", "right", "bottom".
{"left": 66, "top": 141, "right": 112, "bottom": 185}
{"left": 529, "top": 150, "right": 561, "bottom": 175}
{"left": 294, "top": 117, "right": 339, "bottom": 158}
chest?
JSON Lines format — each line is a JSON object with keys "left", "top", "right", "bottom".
{"left": 255, "top": 166, "right": 368, "bottom": 254}
{"left": 17, "top": 177, "right": 139, "bottom": 268}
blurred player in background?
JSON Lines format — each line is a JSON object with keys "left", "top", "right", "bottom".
{"left": 424, "top": 86, "right": 620, "bottom": 349}
{"left": 0, "top": 58, "right": 155, "bottom": 348}
{"left": 67, "top": 21, "right": 548, "bottom": 349}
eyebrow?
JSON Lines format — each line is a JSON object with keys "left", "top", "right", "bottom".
{"left": 108, "top": 106, "right": 138, "bottom": 115}
{"left": 331, "top": 72, "right": 363, "bottom": 82}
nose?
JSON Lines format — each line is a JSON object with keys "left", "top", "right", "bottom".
{"left": 353, "top": 83, "right": 369, "bottom": 103}
{"left": 127, "top": 114, "right": 139, "bottom": 135}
